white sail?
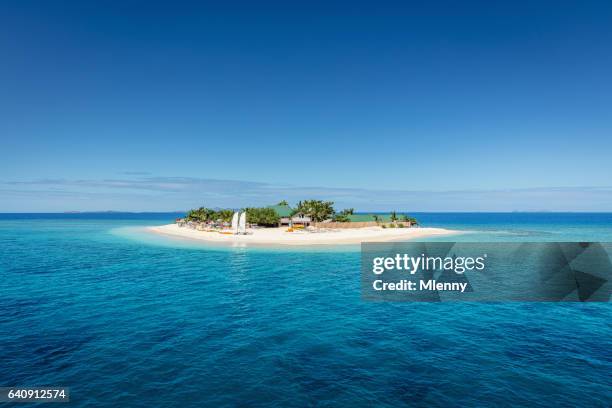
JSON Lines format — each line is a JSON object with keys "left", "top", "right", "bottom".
{"left": 231, "top": 212, "right": 239, "bottom": 234}
{"left": 238, "top": 212, "right": 246, "bottom": 234}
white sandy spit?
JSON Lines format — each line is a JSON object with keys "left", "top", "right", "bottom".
{"left": 148, "top": 224, "right": 460, "bottom": 246}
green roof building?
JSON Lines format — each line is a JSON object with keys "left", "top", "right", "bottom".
{"left": 267, "top": 204, "right": 293, "bottom": 218}
{"left": 267, "top": 204, "right": 312, "bottom": 226}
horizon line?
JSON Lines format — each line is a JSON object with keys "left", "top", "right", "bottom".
{"left": 2, "top": 210, "right": 612, "bottom": 214}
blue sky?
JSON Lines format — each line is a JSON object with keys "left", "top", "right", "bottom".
{"left": 1, "top": 1, "right": 612, "bottom": 211}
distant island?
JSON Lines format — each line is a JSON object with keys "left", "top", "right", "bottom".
{"left": 148, "top": 200, "right": 457, "bottom": 246}
{"left": 180, "top": 200, "right": 419, "bottom": 229}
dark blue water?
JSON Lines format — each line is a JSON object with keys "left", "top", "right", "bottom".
{"left": 0, "top": 213, "right": 610, "bottom": 407}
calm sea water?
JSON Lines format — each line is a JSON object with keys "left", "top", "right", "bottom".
{"left": 0, "top": 213, "right": 610, "bottom": 407}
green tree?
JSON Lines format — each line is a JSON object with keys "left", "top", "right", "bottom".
{"left": 185, "top": 206, "right": 209, "bottom": 222}
{"left": 277, "top": 200, "right": 289, "bottom": 206}
{"left": 399, "top": 214, "right": 419, "bottom": 226}
{"left": 390, "top": 211, "right": 398, "bottom": 222}
{"left": 332, "top": 208, "right": 354, "bottom": 222}
{"left": 184, "top": 206, "right": 235, "bottom": 223}
{"left": 245, "top": 207, "right": 280, "bottom": 227}
{"left": 294, "top": 200, "right": 335, "bottom": 222}
{"left": 215, "top": 209, "right": 234, "bottom": 222}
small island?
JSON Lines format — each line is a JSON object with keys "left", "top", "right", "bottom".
{"left": 149, "top": 200, "right": 458, "bottom": 245}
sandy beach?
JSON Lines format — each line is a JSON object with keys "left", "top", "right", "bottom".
{"left": 148, "top": 224, "right": 460, "bottom": 246}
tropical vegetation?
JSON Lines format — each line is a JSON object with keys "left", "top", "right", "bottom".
{"left": 292, "top": 200, "right": 335, "bottom": 222}
{"left": 184, "top": 207, "right": 233, "bottom": 223}
{"left": 400, "top": 214, "right": 419, "bottom": 225}
{"left": 244, "top": 207, "right": 280, "bottom": 227}
{"left": 332, "top": 208, "right": 354, "bottom": 222}
{"left": 182, "top": 202, "right": 418, "bottom": 227}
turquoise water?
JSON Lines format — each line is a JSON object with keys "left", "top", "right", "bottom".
{"left": 0, "top": 213, "right": 610, "bottom": 407}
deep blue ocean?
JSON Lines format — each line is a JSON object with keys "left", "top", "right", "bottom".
{"left": 0, "top": 213, "right": 610, "bottom": 407}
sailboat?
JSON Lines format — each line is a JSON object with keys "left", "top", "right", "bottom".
{"left": 238, "top": 212, "right": 247, "bottom": 234}
{"left": 231, "top": 212, "right": 240, "bottom": 234}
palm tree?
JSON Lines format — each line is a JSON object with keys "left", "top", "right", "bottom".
{"left": 390, "top": 211, "right": 398, "bottom": 222}
{"left": 294, "top": 200, "right": 335, "bottom": 222}
{"left": 333, "top": 208, "right": 353, "bottom": 222}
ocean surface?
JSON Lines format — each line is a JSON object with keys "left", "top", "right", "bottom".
{"left": 0, "top": 213, "right": 610, "bottom": 407}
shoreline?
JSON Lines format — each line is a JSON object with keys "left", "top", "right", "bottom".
{"left": 147, "top": 224, "right": 461, "bottom": 246}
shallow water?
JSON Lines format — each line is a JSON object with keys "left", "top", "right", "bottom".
{"left": 0, "top": 213, "right": 610, "bottom": 407}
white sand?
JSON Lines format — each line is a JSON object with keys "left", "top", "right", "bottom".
{"left": 148, "top": 224, "right": 460, "bottom": 246}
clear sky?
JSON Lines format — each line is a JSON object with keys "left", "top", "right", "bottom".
{"left": 1, "top": 1, "right": 612, "bottom": 211}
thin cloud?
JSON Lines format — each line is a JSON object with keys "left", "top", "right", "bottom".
{"left": 2, "top": 176, "right": 612, "bottom": 212}
{"left": 119, "top": 171, "right": 152, "bottom": 176}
